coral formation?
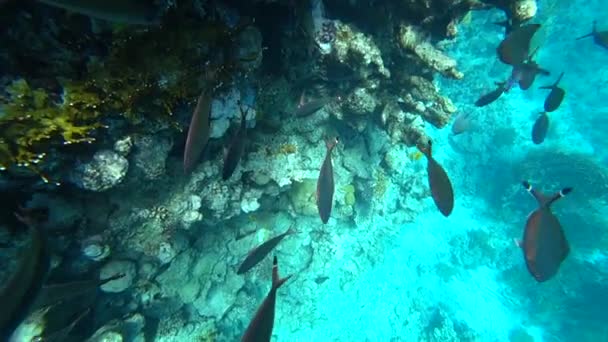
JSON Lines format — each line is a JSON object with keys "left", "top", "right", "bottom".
{"left": 70, "top": 150, "right": 129, "bottom": 191}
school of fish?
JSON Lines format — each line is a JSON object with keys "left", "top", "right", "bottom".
{"left": 0, "top": 2, "right": 604, "bottom": 340}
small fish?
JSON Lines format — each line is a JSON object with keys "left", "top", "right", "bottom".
{"left": 517, "top": 181, "right": 572, "bottom": 282}
{"left": 409, "top": 151, "right": 424, "bottom": 161}
{"left": 531, "top": 111, "right": 549, "bottom": 145}
{"left": 497, "top": 24, "right": 541, "bottom": 66}
{"left": 418, "top": 140, "right": 454, "bottom": 217}
{"left": 38, "top": 0, "right": 159, "bottom": 25}
{"left": 0, "top": 212, "right": 50, "bottom": 341}
{"left": 576, "top": 21, "right": 608, "bottom": 50}
{"left": 222, "top": 104, "right": 249, "bottom": 180}
{"left": 241, "top": 256, "right": 291, "bottom": 342}
{"left": 316, "top": 137, "right": 338, "bottom": 224}
{"left": 237, "top": 227, "right": 295, "bottom": 275}
{"left": 451, "top": 113, "right": 472, "bottom": 135}
{"left": 183, "top": 90, "right": 212, "bottom": 174}
{"left": 539, "top": 72, "right": 565, "bottom": 112}
{"left": 475, "top": 83, "right": 505, "bottom": 107}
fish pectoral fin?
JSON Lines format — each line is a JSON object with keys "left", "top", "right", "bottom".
{"left": 513, "top": 238, "right": 523, "bottom": 248}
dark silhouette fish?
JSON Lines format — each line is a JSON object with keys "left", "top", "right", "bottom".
{"left": 518, "top": 181, "right": 571, "bottom": 282}
{"left": 184, "top": 90, "right": 212, "bottom": 174}
{"left": 418, "top": 140, "right": 454, "bottom": 217}
{"left": 237, "top": 227, "right": 295, "bottom": 275}
{"left": 316, "top": 137, "right": 338, "bottom": 224}
{"left": 0, "top": 213, "right": 50, "bottom": 341}
{"left": 222, "top": 105, "right": 249, "bottom": 180}
{"left": 540, "top": 72, "right": 565, "bottom": 112}
{"left": 531, "top": 111, "right": 549, "bottom": 145}
{"left": 38, "top": 0, "right": 159, "bottom": 25}
{"left": 497, "top": 24, "right": 541, "bottom": 65}
{"left": 475, "top": 83, "right": 505, "bottom": 107}
{"left": 241, "top": 256, "right": 291, "bottom": 342}
{"left": 576, "top": 21, "right": 608, "bottom": 49}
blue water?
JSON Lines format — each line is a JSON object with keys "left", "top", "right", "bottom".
{"left": 266, "top": 2, "right": 608, "bottom": 342}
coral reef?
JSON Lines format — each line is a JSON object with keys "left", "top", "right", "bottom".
{"left": 70, "top": 150, "right": 129, "bottom": 192}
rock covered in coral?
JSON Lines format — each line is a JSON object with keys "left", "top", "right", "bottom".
{"left": 398, "top": 24, "right": 463, "bottom": 79}
{"left": 113, "top": 136, "right": 133, "bottom": 156}
{"left": 399, "top": 76, "right": 457, "bottom": 128}
{"left": 82, "top": 235, "right": 111, "bottom": 262}
{"left": 333, "top": 21, "right": 390, "bottom": 78}
{"left": 100, "top": 260, "right": 137, "bottom": 293}
{"left": 511, "top": 0, "right": 537, "bottom": 22}
{"left": 343, "top": 87, "right": 378, "bottom": 116}
{"left": 132, "top": 134, "right": 173, "bottom": 180}
{"left": 71, "top": 150, "right": 129, "bottom": 191}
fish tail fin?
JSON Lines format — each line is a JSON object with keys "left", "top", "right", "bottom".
{"left": 539, "top": 72, "right": 562, "bottom": 90}
{"left": 272, "top": 256, "right": 291, "bottom": 290}
{"left": 576, "top": 32, "right": 593, "bottom": 40}
{"left": 238, "top": 101, "right": 249, "bottom": 122}
{"left": 325, "top": 137, "right": 339, "bottom": 151}
{"left": 553, "top": 72, "right": 564, "bottom": 86}
{"left": 546, "top": 187, "right": 573, "bottom": 206}
{"left": 522, "top": 180, "right": 547, "bottom": 205}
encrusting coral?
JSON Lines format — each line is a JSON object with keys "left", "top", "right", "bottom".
{"left": 0, "top": 79, "right": 104, "bottom": 181}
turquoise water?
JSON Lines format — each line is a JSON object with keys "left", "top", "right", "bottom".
{"left": 267, "top": 2, "right": 608, "bottom": 342}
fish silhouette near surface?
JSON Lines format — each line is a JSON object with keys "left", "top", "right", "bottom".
{"left": 237, "top": 227, "right": 295, "bottom": 275}
{"left": 475, "top": 83, "right": 505, "bottom": 107}
{"left": 418, "top": 140, "right": 454, "bottom": 217}
{"left": 517, "top": 181, "right": 572, "bottom": 282}
{"left": 539, "top": 72, "right": 565, "bottom": 112}
{"left": 38, "top": 0, "right": 160, "bottom": 25}
{"left": 497, "top": 24, "right": 541, "bottom": 65}
{"left": 184, "top": 90, "right": 213, "bottom": 174}
{"left": 241, "top": 256, "right": 291, "bottom": 342}
{"left": 316, "top": 137, "right": 338, "bottom": 224}
{"left": 576, "top": 21, "right": 608, "bottom": 50}
{"left": 222, "top": 104, "right": 250, "bottom": 180}
{"left": 531, "top": 111, "right": 549, "bottom": 145}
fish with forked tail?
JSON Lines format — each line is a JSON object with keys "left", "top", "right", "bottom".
{"left": 539, "top": 72, "right": 565, "bottom": 112}
{"left": 241, "top": 256, "right": 291, "bottom": 342}
{"left": 184, "top": 90, "right": 212, "bottom": 174}
{"left": 531, "top": 111, "right": 549, "bottom": 145}
{"left": 237, "top": 227, "right": 295, "bottom": 275}
{"left": 418, "top": 140, "right": 454, "bottom": 217}
{"left": 576, "top": 21, "right": 608, "bottom": 50}
{"left": 517, "top": 181, "right": 571, "bottom": 282}
{"left": 316, "top": 137, "right": 338, "bottom": 224}
{"left": 222, "top": 104, "right": 250, "bottom": 180}
{"left": 475, "top": 83, "right": 505, "bottom": 107}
